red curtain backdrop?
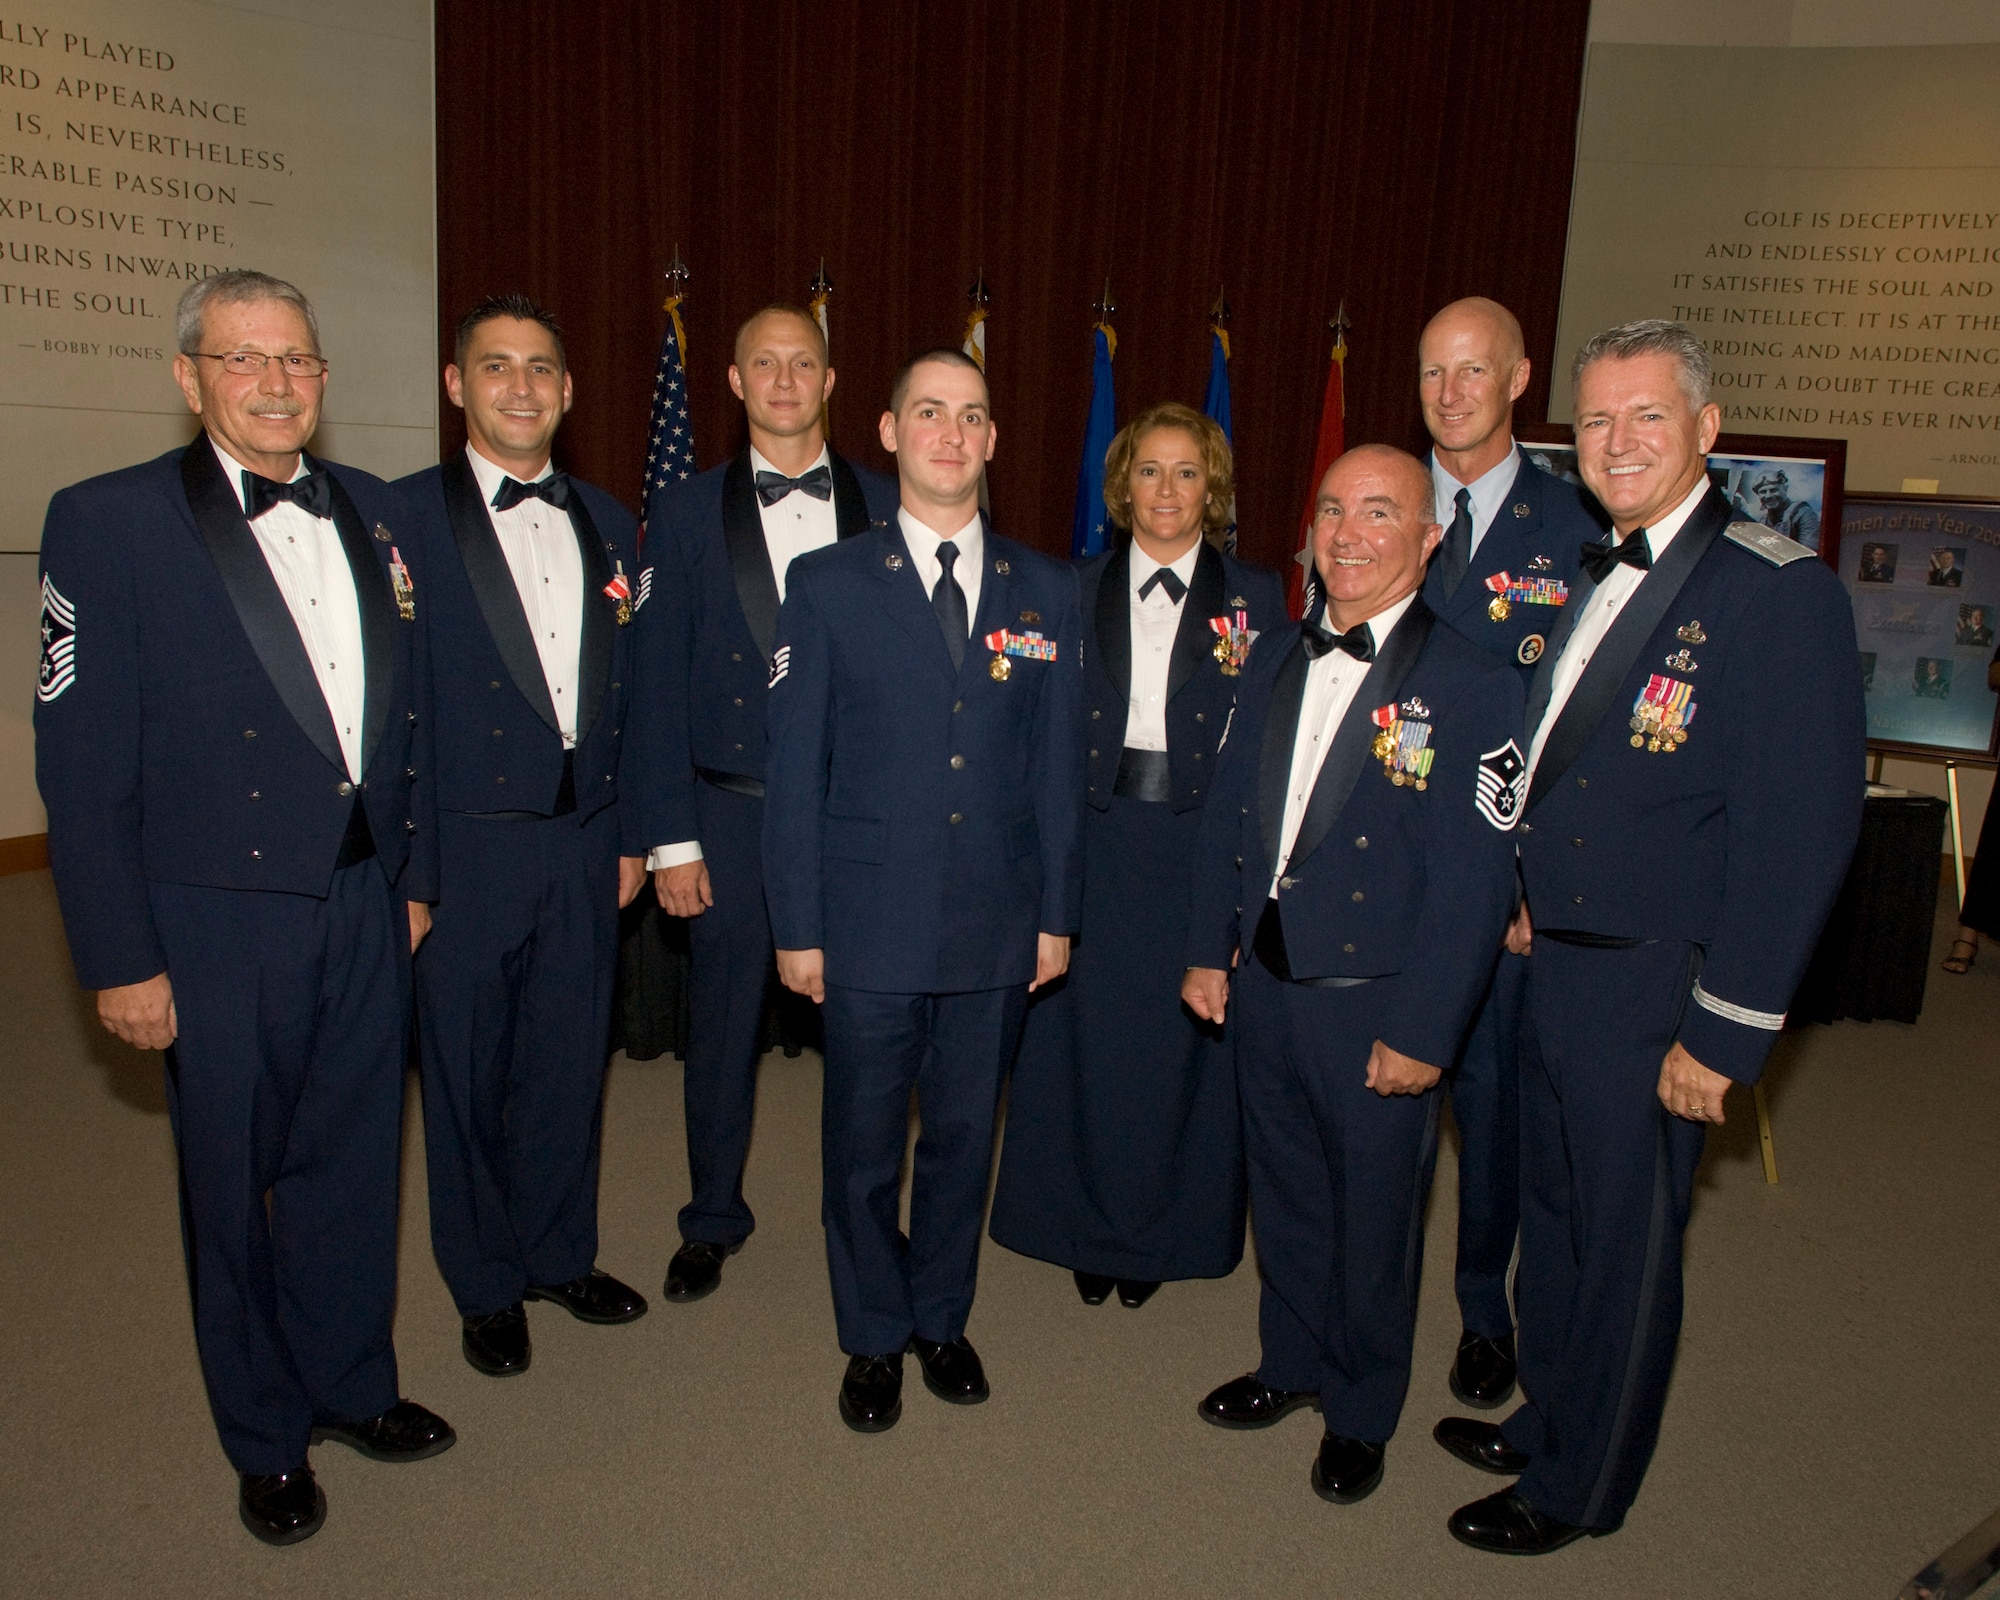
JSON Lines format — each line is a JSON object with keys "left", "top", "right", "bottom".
{"left": 434, "top": 0, "right": 1591, "bottom": 571}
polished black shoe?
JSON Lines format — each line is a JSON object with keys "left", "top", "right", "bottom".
{"left": 1448, "top": 1488, "right": 1607, "bottom": 1555}
{"left": 1073, "top": 1270, "right": 1115, "bottom": 1305}
{"left": 462, "top": 1303, "right": 531, "bottom": 1376}
{"left": 910, "top": 1334, "right": 990, "bottom": 1404}
{"left": 310, "top": 1399, "right": 456, "bottom": 1463}
{"left": 527, "top": 1267, "right": 648, "bottom": 1324}
{"left": 838, "top": 1353, "right": 904, "bottom": 1432}
{"left": 1198, "top": 1373, "right": 1320, "bottom": 1429}
{"left": 1116, "top": 1279, "right": 1160, "bottom": 1308}
{"left": 664, "top": 1239, "right": 739, "bottom": 1303}
{"left": 1433, "top": 1415, "right": 1530, "bottom": 1476}
{"left": 1448, "top": 1330, "right": 1518, "bottom": 1409}
{"left": 238, "top": 1465, "right": 325, "bottom": 1545}
{"left": 1310, "top": 1433, "right": 1386, "bottom": 1504}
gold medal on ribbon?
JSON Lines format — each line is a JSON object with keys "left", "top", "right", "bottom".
{"left": 1488, "top": 596, "right": 1511, "bottom": 622}
{"left": 989, "top": 653, "right": 1011, "bottom": 682}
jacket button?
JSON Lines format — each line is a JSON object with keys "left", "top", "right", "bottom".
{"left": 1576, "top": 776, "right": 1588, "bottom": 788}
{"left": 1091, "top": 709, "right": 1101, "bottom": 720}
{"left": 406, "top": 819, "right": 417, "bottom": 833}
{"left": 490, "top": 680, "right": 501, "bottom": 690}
{"left": 731, "top": 652, "right": 742, "bottom": 662}
{"left": 249, "top": 849, "right": 262, "bottom": 860}
{"left": 1571, "top": 837, "right": 1584, "bottom": 848}
{"left": 733, "top": 697, "right": 744, "bottom": 707}
{"left": 405, "top": 767, "right": 415, "bottom": 779}
{"left": 407, "top": 711, "right": 417, "bottom": 723}
{"left": 249, "top": 790, "right": 261, "bottom": 800}
{"left": 952, "top": 700, "right": 964, "bottom": 714}
{"left": 733, "top": 742, "right": 744, "bottom": 752}
{"left": 1521, "top": 822, "right": 1533, "bottom": 833}
{"left": 493, "top": 729, "right": 503, "bottom": 738}
{"left": 950, "top": 755, "right": 965, "bottom": 770}
{"left": 1089, "top": 749, "right": 1098, "bottom": 759}
{"left": 950, "top": 812, "right": 964, "bottom": 825}
{"left": 242, "top": 728, "right": 256, "bottom": 739}
{"left": 1351, "top": 890, "right": 1364, "bottom": 903}
{"left": 1279, "top": 875, "right": 1296, "bottom": 890}
{"left": 1343, "top": 942, "right": 1356, "bottom": 954}
{"left": 1191, "top": 787, "right": 1201, "bottom": 796}
{"left": 1233, "top": 854, "right": 1241, "bottom": 867}
{"left": 1355, "top": 836, "right": 1368, "bottom": 848}
{"left": 496, "top": 775, "right": 506, "bottom": 784}
{"left": 1195, "top": 712, "right": 1206, "bottom": 723}
{"left": 336, "top": 781, "right": 353, "bottom": 796}
{"left": 1192, "top": 751, "right": 1202, "bottom": 762}
{"left": 1573, "top": 894, "right": 1584, "bottom": 905}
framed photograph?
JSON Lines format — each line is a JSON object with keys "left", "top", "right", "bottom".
{"left": 1515, "top": 426, "right": 1846, "bottom": 567}
{"left": 1837, "top": 493, "right": 2000, "bottom": 762}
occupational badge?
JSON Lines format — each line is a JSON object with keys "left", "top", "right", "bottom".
{"left": 885, "top": 553, "right": 905, "bottom": 571}
{"left": 36, "top": 572, "right": 75, "bottom": 703}
{"left": 1664, "top": 647, "right": 1697, "bottom": 672}
{"left": 388, "top": 546, "right": 416, "bottom": 621}
{"left": 1484, "top": 571, "right": 1570, "bottom": 623}
{"left": 1228, "top": 594, "right": 1248, "bottom": 609}
{"left": 984, "top": 627, "right": 1057, "bottom": 682}
{"left": 372, "top": 521, "right": 394, "bottom": 543}
{"left": 1528, "top": 553, "right": 1552, "bottom": 571}
{"left": 1630, "top": 673, "right": 1695, "bottom": 752}
{"left": 1018, "top": 609, "right": 1041, "bottom": 625}
{"left": 604, "top": 560, "right": 633, "bottom": 625}
{"left": 1475, "top": 740, "right": 1527, "bottom": 830}
{"left": 1207, "top": 609, "right": 1256, "bottom": 676}
{"left": 1677, "top": 619, "right": 1707, "bottom": 644}
{"left": 994, "top": 559, "right": 1011, "bottom": 575}
{"left": 1369, "top": 702, "right": 1433, "bottom": 789}
{"left": 1517, "top": 633, "right": 1545, "bottom": 666}
{"left": 1512, "top": 503, "right": 1531, "bottom": 519}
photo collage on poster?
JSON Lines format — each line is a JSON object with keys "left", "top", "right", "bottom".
{"left": 1840, "top": 498, "right": 2000, "bottom": 757}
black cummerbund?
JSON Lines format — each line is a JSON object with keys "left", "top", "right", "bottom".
{"left": 1113, "top": 747, "right": 1172, "bottom": 804}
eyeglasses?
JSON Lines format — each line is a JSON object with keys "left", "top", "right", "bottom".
{"left": 193, "top": 350, "right": 329, "bottom": 378}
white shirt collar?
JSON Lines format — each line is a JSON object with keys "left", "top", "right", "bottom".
{"left": 212, "top": 436, "right": 307, "bottom": 513}
{"left": 1130, "top": 539, "right": 1203, "bottom": 593}
{"left": 749, "top": 442, "right": 831, "bottom": 480}
{"left": 465, "top": 443, "right": 554, "bottom": 502}
{"left": 1432, "top": 444, "right": 1520, "bottom": 538}
{"left": 897, "top": 504, "right": 982, "bottom": 561}
{"left": 1631, "top": 475, "right": 1711, "bottom": 562}
{"left": 1318, "top": 589, "right": 1419, "bottom": 653}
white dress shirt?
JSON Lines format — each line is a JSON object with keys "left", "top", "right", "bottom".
{"left": 1271, "top": 592, "right": 1417, "bottom": 896}
{"left": 1124, "top": 542, "right": 1202, "bottom": 752}
{"left": 217, "top": 438, "right": 366, "bottom": 783}
{"left": 898, "top": 505, "right": 984, "bottom": 627}
{"left": 753, "top": 443, "right": 839, "bottom": 604}
{"left": 465, "top": 445, "right": 584, "bottom": 747}
{"left": 1431, "top": 444, "right": 1521, "bottom": 561}
{"left": 1525, "top": 475, "right": 1709, "bottom": 788}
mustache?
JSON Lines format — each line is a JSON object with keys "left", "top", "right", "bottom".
{"left": 245, "top": 397, "right": 307, "bottom": 418}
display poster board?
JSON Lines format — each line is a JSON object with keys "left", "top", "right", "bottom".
{"left": 1551, "top": 42, "right": 2000, "bottom": 500}
{"left": 0, "top": 0, "right": 436, "bottom": 553}
{"left": 1838, "top": 494, "right": 2000, "bottom": 760}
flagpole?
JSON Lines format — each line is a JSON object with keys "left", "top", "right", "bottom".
{"left": 964, "top": 272, "right": 991, "bottom": 511}
{"left": 1204, "top": 285, "right": 1237, "bottom": 551}
{"left": 640, "top": 246, "right": 698, "bottom": 522}
{"left": 808, "top": 257, "right": 833, "bottom": 437}
{"left": 1288, "top": 300, "right": 1350, "bottom": 618}
{"left": 1069, "top": 281, "right": 1119, "bottom": 560}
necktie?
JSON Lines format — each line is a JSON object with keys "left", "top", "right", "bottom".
{"left": 1437, "top": 486, "right": 1472, "bottom": 599}
{"left": 491, "top": 472, "right": 573, "bottom": 512}
{"left": 1579, "top": 530, "right": 1653, "bottom": 584}
{"left": 1138, "top": 566, "right": 1187, "bottom": 603}
{"left": 754, "top": 464, "right": 834, "bottom": 507}
{"left": 933, "top": 540, "right": 969, "bottom": 670}
{"left": 1302, "top": 616, "right": 1374, "bottom": 663}
{"left": 243, "top": 468, "right": 332, "bottom": 521}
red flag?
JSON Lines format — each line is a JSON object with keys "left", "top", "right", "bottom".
{"left": 1287, "top": 313, "right": 1349, "bottom": 619}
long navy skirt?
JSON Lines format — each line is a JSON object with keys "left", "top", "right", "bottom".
{"left": 990, "top": 794, "right": 1246, "bottom": 1281}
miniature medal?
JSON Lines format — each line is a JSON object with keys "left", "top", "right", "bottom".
{"left": 604, "top": 560, "right": 633, "bottom": 625}
{"left": 388, "top": 546, "right": 416, "bottom": 621}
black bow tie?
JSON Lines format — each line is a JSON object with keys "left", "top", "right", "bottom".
{"left": 243, "top": 468, "right": 331, "bottom": 521}
{"left": 1302, "top": 617, "right": 1374, "bottom": 663}
{"left": 1579, "top": 531, "right": 1653, "bottom": 584}
{"left": 754, "top": 464, "right": 833, "bottom": 507}
{"left": 491, "top": 472, "right": 572, "bottom": 512}
{"left": 1138, "top": 566, "right": 1187, "bottom": 603}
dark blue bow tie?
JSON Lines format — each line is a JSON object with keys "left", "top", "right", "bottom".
{"left": 243, "top": 467, "right": 331, "bottom": 521}
{"left": 754, "top": 464, "right": 833, "bottom": 507}
{"left": 1579, "top": 531, "right": 1653, "bottom": 583}
{"left": 491, "top": 472, "right": 572, "bottom": 512}
{"left": 1302, "top": 616, "right": 1374, "bottom": 662}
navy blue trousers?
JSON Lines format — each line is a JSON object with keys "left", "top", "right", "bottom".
{"left": 1503, "top": 938, "right": 1707, "bottom": 1530}
{"left": 820, "top": 982, "right": 1029, "bottom": 1357}
{"left": 1447, "top": 948, "right": 1525, "bottom": 1337}
{"left": 991, "top": 795, "right": 1244, "bottom": 1280}
{"left": 416, "top": 806, "right": 619, "bottom": 1316}
{"left": 151, "top": 862, "right": 405, "bottom": 1476}
{"left": 1238, "top": 957, "right": 1442, "bottom": 1444}
{"left": 679, "top": 780, "right": 771, "bottom": 1246}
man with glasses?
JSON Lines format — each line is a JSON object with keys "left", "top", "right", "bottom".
{"left": 35, "top": 269, "right": 453, "bottom": 1546}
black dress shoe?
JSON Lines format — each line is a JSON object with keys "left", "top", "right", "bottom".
{"left": 462, "top": 1303, "right": 531, "bottom": 1376}
{"left": 527, "top": 1267, "right": 648, "bottom": 1324}
{"left": 1073, "top": 1270, "right": 1115, "bottom": 1305}
{"left": 910, "top": 1334, "right": 990, "bottom": 1404}
{"left": 1116, "top": 1279, "right": 1160, "bottom": 1308}
{"left": 1448, "top": 1488, "right": 1608, "bottom": 1555}
{"left": 1310, "top": 1433, "right": 1386, "bottom": 1504}
{"left": 838, "top": 1353, "right": 904, "bottom": 1432}
{"left": 664, "top": 1239, "right": 740, "bottom": 1303}
{"left": 239, "top": 1466, "right": 325, "bottom": 1545}
{"left": 1433, "top": 1415, "right": 1530, "bottom": 1476}
{"left": 310, "top": 1399, "right": 456, "bottom": 1462}
{"left": 1449, "top": 1330, "right": 1518, "bottom": 1409}
{"left": 1197, "top": 1373, "right": 1320, "bottom": 1430}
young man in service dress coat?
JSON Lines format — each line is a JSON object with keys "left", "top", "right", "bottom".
{"left": 1183, "top": 445, "right": 1524, "bottom": 1508}
{"left": 763, "top": 349, "right": 1085, "bottom": 1432}
{"left": 625, "top": 305, "right": 898, "bottom": 1303}
{"left": 36, "top": 271, "right": 453, "bottom": 1546}
{"left": 396, "top": 296, "right": 650, "bottom": 1380}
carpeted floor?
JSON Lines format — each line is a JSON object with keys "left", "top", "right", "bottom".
{"left": 1, "top": 865, "right": 1994, "bottom": 1599}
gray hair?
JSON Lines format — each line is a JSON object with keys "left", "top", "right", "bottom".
{"left": 1571, "top": 318, "right": 1712, "bottom": 409}
{"left": 175, "top": 269, "right": 321, "bottom": 357}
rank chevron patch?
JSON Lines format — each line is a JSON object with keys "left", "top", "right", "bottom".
{"left": 633, "top": 565, "right": 653, "bottom": 615}
{"left": 36, "top": 572, "right": 75, "bottom": 702}
{"left": 1474, "top": 739, "right": 1526, "bottom": 830}
{"left": 768, "top": 644, "right": 790, "bottom": 688}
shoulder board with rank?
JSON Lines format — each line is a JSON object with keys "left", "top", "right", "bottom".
{"left": 1723, "top": 521, "right": 1815, "bottom": 567}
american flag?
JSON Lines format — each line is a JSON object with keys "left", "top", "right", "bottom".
{"left": 642, "top": 291, "right": 696, "bottom": 507}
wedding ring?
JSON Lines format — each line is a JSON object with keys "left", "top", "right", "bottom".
{"left": 1688, "top": 1098, "right": 1705, "bottom": 1116}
